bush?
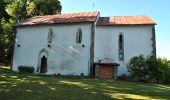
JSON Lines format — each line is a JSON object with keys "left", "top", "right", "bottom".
{"left": 157, "top": 58, "right": 170, "bottom": 83}
{"left": 18, "top": 66, "right": 34, "bottom": 73}
{"left": 127, "top": 55, "right": 149, "bottom": 82}
{"left": 80, "top": 73, "right": 84, "bottom": 77}
{"left": 57, "top": 73, "right": 61, "bottom": 76}
{"left": 163, "top": 67, "right": 170, "bottom": 83}
{"left": 146, "top": 56, "right": 159, "bottom": 82}
{"left": 127, "top": 55, "right": 170, "bottom": 83}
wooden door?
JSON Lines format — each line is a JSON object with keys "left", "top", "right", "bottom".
{"left": 40, "top": 56, "right": 47, "bottom": 73}
{"left": 99, "top": 65, "right": 114, "bottom": 79}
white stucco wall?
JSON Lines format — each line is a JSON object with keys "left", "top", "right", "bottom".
{"left": 13, "top": 23, "right": 93, "bottom": 76}
{"left": 94, "top": 25, "right": 154, "bottom": 76}
{"left": 13, "top": 22, "right": 154, "bottom": 76}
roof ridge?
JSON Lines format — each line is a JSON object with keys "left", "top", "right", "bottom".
{"left": 104, "top": 15, "right": 150, "bottom": 17}
{"left": 27, "top": 11, "right": 100, "bottom": 19}
{"left": 61, "top": 11, "right": 99, "bottom": 15}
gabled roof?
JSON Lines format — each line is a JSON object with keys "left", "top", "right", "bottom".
{"left": 15, "top": 12, "right": 156, "bottom": 27}
{"left": 97, "top": 16, "right": 156, "bottom": 26}
{"left": 15, "top": 12, "right": 99, "bottom": 27}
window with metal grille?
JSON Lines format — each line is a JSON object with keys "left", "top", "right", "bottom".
{"left": 48, "top": 28, "right": 53, "bottom": 43}
{"left": 76, "top": 28, "right": 82, "bottom": 43}
{"left": 118, "top": 34, "right": 124, "bottom": 61}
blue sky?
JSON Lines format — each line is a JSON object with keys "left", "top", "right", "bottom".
{"left": 60, "top": 0, "right": 170, "bottom": 59}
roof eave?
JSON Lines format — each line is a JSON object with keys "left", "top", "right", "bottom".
{"left": 14, "top": 21, "right": 96, "bottom": 27}
{"left": 96, "top": 23, "right": 156, "bottom": 26}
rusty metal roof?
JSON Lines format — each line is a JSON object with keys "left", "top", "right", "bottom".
{"left": 15, "top": 12, "right": 99, "bottom": 27}
{"left": 97, "top": 16, "right": 156, "bottom": 26}
{"left": 15, "top": 12, "right": 156, "bottom": 27}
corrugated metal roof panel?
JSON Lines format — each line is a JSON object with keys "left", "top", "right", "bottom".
{"left": 15, "top": 12, "right": 156, "bottom": 27}
{"left": 97, "top": 16, "right": 156, "bottom": 26}
{"left": 15, "top": 12, "right": 99, "bottom": 27}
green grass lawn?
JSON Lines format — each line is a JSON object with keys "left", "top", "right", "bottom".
{"left": 0, "top": 66, "right": 170, "bottom": 100}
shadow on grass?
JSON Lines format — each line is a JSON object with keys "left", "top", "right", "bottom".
{"left": 0, "top": 66, "right": 11, "bottom": 73}
{"left": 0, "top": 66, "right": 170, "bottom": 100}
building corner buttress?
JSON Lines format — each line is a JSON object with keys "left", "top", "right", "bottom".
{"left": 90, "top": 24, "right": 95, "bottom": 76}
{"left": 10, "top": 27, "right": 17, "bottom": 70}
{"left": 152, "top": 26, "right": 156, "bottom": 57}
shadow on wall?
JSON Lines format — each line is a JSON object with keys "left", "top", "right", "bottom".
{"left": 38, "top": 44, "right": 84, "bottom": 74}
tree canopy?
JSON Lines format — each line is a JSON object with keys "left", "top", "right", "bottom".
{"left": 7, "top": 0, "right": 62, "bottom": 22}
{"left": 27, "top": 0, "right": 62, "bottom": 17}
{"left": 0, "top": 0, "right": 62, "bottom": 64}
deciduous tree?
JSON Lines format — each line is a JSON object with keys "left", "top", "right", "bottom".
{"left": 0, "top": 0, "right": 62, "bottom": 64}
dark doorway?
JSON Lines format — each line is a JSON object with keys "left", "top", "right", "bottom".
{"left": 40, "top": 56, "right": 47, "bottom": 73}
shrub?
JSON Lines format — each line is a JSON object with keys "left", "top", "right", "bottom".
{"left": 57, "top": 73, "right": 61, "bottom": 76}
{"left": 146, "top": 57, "right": 170, "bottom": 83}
{"left": 127, "top": 55, "right": 149, "bottom": 82}
{"left": 80, "top": 73, "right": 84, "bottom": 77}
{"left": 18, "top": 66, "right": 34, "bottom": 73}
{"left": 163, "top": 67, "right": 170, "bottom": 83}
{"left": 127, "top": 55, "right": 170, "bottom": 83}
{"left": 146, "top": 56, "right": 161, "bottom": 82}
{"left": 157, "top": 58, "right": 170, "bottom": 83}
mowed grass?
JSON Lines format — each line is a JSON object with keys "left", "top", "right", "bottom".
{"left": 0, "top": 66, "right": 170, "bottom": 100}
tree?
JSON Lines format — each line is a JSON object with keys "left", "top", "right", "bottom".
{"left": 0, "top": 0, "right": 9, "bottom": 31}
{"left": 0, "top": 19, "right": 13, "bottom": 64}
{"left": 7, "top": 0, "right": 30, "bottom": 22}
{"left": 27, "top": 0, "right": 62, "bottom": 17}
{"left": 0, "top": 0, "right": 11, "bottom": 64}
{"left": 0, "top": 0, "right": 62, "bottom": 64}
{"left": 0, "top": 0, "right": 10, "bottom": 20}
{"left": 7, "top": 0, "right": 62, "bottom": 22}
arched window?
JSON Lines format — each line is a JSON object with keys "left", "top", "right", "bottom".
{"left": 48, "top": 28, "right": 53, "bottom": 43}
{"left": 76, "top": 28, "right": 82, "bottom": 43}
{"left": 118, "top": 34, "right": 124, "bottom": 61}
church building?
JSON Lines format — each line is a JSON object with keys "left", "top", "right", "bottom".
{"left": 12, "top": 12, "right": 156, "bottom": 77}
